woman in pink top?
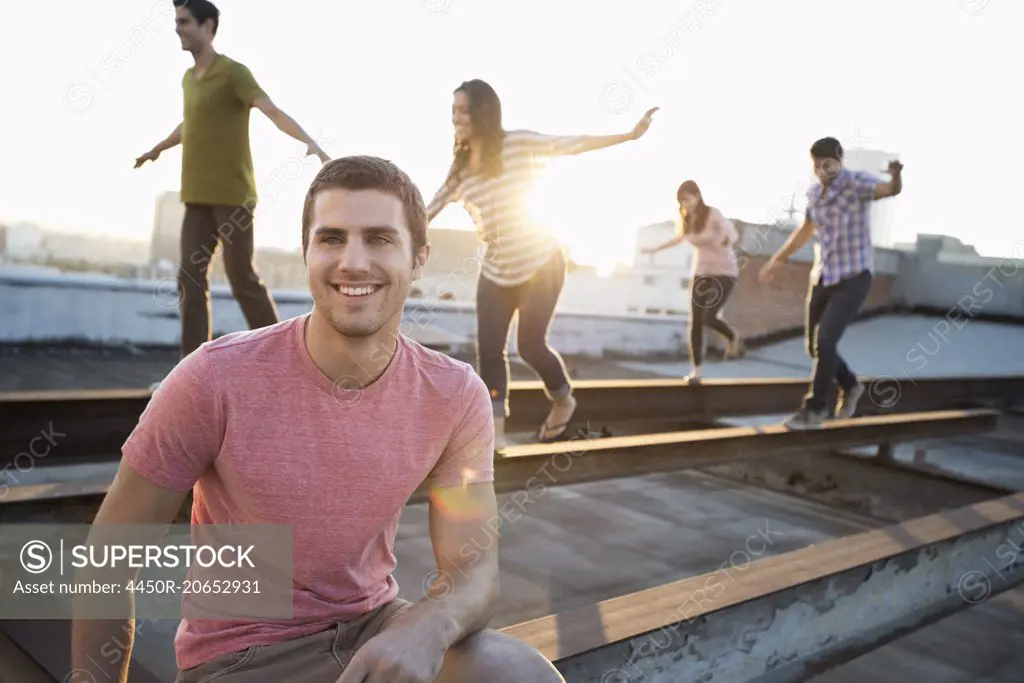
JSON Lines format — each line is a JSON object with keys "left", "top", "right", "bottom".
{"left": 643, "top": 180, "right": 744, "bottom": 382}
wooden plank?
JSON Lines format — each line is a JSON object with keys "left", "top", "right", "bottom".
{"left": 2, "top": 410, "right": 1000, "bottom": 515}
{"left": 501, "top": 408, "right": 1000, "bottom": 459}
{"left": 459, "top": 409, "right": 1001, "bottom": 502}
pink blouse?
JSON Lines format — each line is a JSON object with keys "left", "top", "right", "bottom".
{"left": 685, "top": 207, "right": 739, "bottom": 278}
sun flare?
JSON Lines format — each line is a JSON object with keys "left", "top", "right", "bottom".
{"left": 527, "top": 166, "right": 636, "bottom": 277}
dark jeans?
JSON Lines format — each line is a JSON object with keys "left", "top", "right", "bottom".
{"left": 803, "top": 269, "right": 872, "bottom": 412}
{"left": 689, "top": 275, "right": 738, "bottom": 366}
{"left": 177, "top": 204, "right": 279, "bottom": 358}
{"left": 476, "top": 250, "right": 572, "bottom": 418}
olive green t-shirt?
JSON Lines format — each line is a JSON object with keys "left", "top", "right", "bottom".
{"left": 180, "top": 55, "right": 266, "bottom": 208}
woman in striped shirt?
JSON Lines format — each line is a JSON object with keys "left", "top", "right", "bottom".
{"left": 642, "top": 180, "right": 744, "bottom": 383}
{"left": 426, "top": 79, "right": 657, "bottom": 447}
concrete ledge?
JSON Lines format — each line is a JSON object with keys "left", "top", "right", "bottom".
{"left": 504, "top": 492, "right": 1024, "bottom": 682}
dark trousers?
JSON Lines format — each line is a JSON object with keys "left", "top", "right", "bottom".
{"left": 177, "top": 204, "right": 279, "bottom": 358}
{"left": 476, "top": 250, "right": 572, "bottom": 418}
{"left": 803, "top": 269, "right": 872, "bottom": 412}
{"left": 689, "top": 275, "right": 738, "bottom": 366}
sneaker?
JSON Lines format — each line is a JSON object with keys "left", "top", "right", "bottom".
{"left": 836, "top": 383, "right": 865, "bottom": 419}
{"left": 783, "top": 407, "right": 828, "bottom": 430}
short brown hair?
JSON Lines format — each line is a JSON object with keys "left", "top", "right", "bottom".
{"left": 301, "top": 155, "right": 428, "bottom": 256}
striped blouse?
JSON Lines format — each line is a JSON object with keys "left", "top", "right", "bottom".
{"left": 425, "top": 129, "right": 587, "bottom": 288}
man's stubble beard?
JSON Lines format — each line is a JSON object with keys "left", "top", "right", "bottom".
{"left": 322, "top": 286, "right": 407, "bottom": 341}
{"left": 326, "top": 307, "right": 388, "bottom": 340}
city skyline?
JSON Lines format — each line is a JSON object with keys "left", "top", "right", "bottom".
{"left": 2, "top": 0, "right": 1021, "bottom": 274}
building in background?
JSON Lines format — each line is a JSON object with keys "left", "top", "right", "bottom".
{"left": 1, "top": 222, "right": 44, "bottom": 261}
{"left": 42, "top": 232, "right": 148, "bottom": 265}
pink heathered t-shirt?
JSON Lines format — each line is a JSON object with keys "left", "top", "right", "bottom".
{"left": 121, "top": 314, "right": 495, "bottom": 670}
{"left": 687, "top": 207, "right": 740, "bottom": 278}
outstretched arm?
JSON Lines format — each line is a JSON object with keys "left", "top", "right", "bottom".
{"left": 253, "top": 97, "right": 330, "bottom": 163}
{"left": 643, "top": 234, "right": 686, "bottom": 254}
{"left": 560, "top": 106, "right": 660, "bottom": 156}
{"left": 426, "top": 177, "right": 460, "bottom": 223}
{"left": 231, "top": 64, "right": 330, "bottom": 162}
{"left": 134, "top": 122, "right": 182, "bottom": 168}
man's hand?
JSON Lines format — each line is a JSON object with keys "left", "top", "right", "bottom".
{"left": 134, "top": 150, "right": 160, "bottom": 168}
{"left": 874, "top": 160, "right": 904, "bottom": 199}
{"left": 759, "top": 258, "right": 778, "bottom": 284}
{"left": 630, "top": 106, "right": 660, "bottom": 140}
{"left": 336, "top": 615, "right": 448, "bottom": 683}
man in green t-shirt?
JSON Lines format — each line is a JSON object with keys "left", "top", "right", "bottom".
{"left": 135, "top": 0, "right": 330, "bottom": 365}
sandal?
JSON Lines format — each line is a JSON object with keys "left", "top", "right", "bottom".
{"left": 537, "top": 395, "right": 579, "bottom": 443}
{"left": 538, "top": 419, "right": 573, "bottom": 443}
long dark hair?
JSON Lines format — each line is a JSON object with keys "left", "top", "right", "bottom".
{"left": 442, "top": 79, "right": 506, "bottom": 189}
{"left": 676, "top": 180, "right": 712, "bottom": 236}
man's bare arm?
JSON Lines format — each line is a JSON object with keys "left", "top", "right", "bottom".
{"left": 70, "top": 463, "right": 190, "bottom": 683}
{"left": 873, "top": 172, "right": 903, "bottom": 198}
{"left": 134, "top": 123, "right": 182, "bottom": 167}
{"left": 409, "top": 482, "right": 501, "bottom": 645}
{"left": 153, "top": 123, "right": 183, "bottom": 154}
{"left": 872, "top": 160, "right": 904, "bottom": 199}
{"left": 769, "top": 212, "right": 816, "bottom": 265}
{"left": 252, "top": 96, "right": 329, "bottom": 162}
{"left": 335, "top": 481, "right": 500, "bottom": 683}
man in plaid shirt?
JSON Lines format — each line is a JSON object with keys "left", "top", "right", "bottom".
{"left": 760, "top": 137, "right": 904, "bottom": 429}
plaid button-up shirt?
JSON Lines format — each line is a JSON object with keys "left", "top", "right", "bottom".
{"left": 806, "top": 168, "right": 879, "bottom": 286}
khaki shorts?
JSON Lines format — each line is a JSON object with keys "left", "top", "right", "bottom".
{"left": 175, "top": 598, "right": 413, "bottom": 683}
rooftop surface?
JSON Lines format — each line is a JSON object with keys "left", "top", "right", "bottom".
{"left": 1, "top": 310, "right": 1021, "bottom": 681}
{"left": 57, "top": 463, "right": 1024, "bottom": 683}
{"left": 622, "top": 313, "right": 1024, "bottom": 381}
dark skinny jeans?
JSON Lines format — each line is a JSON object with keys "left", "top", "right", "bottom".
{"left": 476, "top": 250, "right": 572, "bottom": 418}
{"left": 802, "top": 269, "right": 872, "bottom": 413}
{"left": 689, "top": 275, "right": 738, "bottom": 366}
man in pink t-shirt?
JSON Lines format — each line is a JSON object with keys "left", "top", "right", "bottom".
{"left": 70, "top": 156, "right": 565, "bottom": 683}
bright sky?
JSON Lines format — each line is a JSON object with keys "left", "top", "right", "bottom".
{"left": 2, "top": 0, "right": 1020, "bottom": 273}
